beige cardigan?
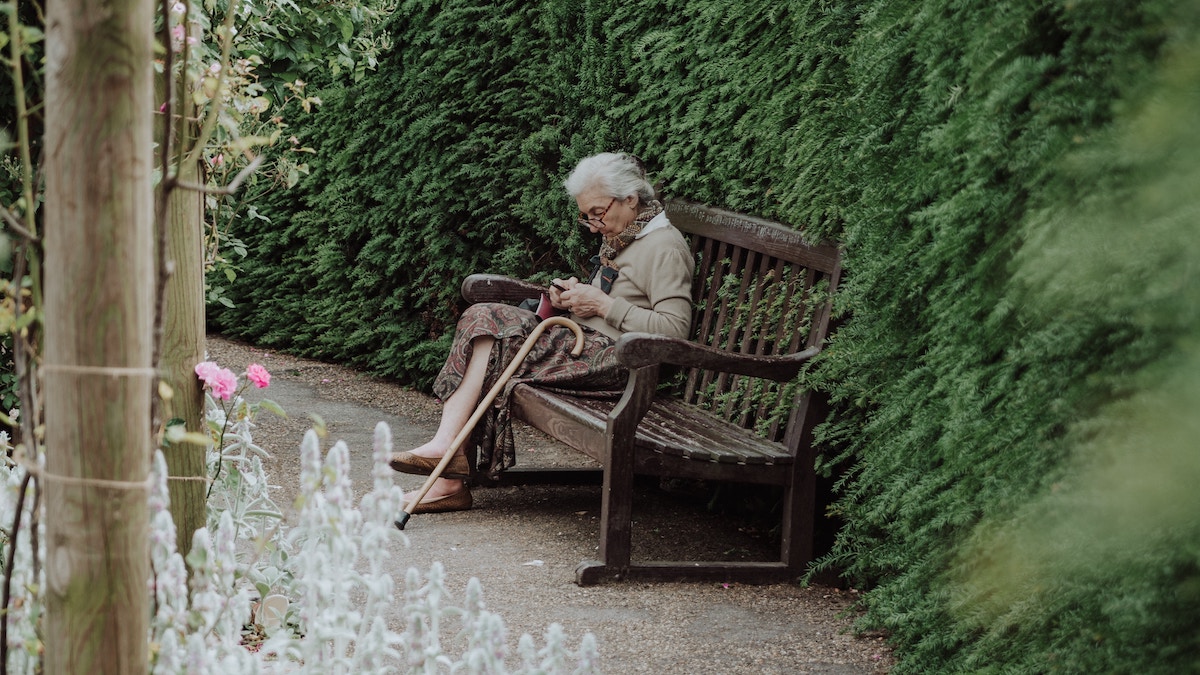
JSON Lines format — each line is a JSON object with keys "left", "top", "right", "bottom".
{"left": 572, "top": 215, "right": 694, "bottom": 341}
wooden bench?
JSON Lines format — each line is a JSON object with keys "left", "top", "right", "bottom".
{"left": 460, "top": 199, "right": 843, "bottom": 585}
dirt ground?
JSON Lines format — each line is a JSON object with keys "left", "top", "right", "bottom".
{"left": 207, "top": 334, "right": 894, "bottom": 674}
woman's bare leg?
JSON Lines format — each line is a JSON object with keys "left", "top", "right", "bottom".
{"left": 410, "top": 335, "right": 494, "bottom": 459}
{"left": 409, "top": 335, "right": 494, "bottom": 500}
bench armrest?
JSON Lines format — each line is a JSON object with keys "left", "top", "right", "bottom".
{"left": 461, "top": 273, "right": 546, "bottom": 304}
{"left": 603, "top": 335, "right": 820, "bottom": 461}
{"left": 614, "top": 332, "right": 820, "bottom": 382}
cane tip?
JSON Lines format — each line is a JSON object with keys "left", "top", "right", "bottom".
{"left": 395, "top": 512, "right": 411, "bottom": 530}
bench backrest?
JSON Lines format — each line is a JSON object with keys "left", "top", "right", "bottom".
{"left": 665, "top": 200, "right": 843, "bottom": 444}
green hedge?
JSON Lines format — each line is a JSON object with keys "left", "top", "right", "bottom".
{"left": 212, "top": 0, "right": 607, "bottom": 383}
{"left": 210, "top": 1, "right": 1199, "bottom": 672}
{"left": 210, "top": 0, "right": 860, "bottom": 384}
{"left": 813, "top": 2, "right": 1200, "bottom": 672}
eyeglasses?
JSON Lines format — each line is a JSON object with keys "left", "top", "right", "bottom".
{"left": 577, "top": 197, "right": 617, "bottom": 227}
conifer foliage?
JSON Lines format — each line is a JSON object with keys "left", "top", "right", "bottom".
{"left": 210, "top": 1, "right": 1199, "bottom": 672}
{"left": 211, "top": 0, "right": 603, "bottom": 384}
{"left": 811, "top": 2, "right": 1200, "bottom": 672}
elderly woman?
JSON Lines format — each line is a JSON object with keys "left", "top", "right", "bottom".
{"left": 390, "top": 152, "right": 694, "bottom": 513}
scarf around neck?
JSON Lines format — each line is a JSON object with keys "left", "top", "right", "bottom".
{"left": 598, "top": 199, "right": 664, "bottom": 267}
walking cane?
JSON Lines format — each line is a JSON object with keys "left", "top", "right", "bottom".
{"left": 395, "top": 315, "right": 585, "bottom": 530}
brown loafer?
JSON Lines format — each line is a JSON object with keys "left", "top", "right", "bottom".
{"left": 389, "top": 451, "right": 471, "bottom": 478}
{"left": 407, "top": 487, "right": 472, "bottom": 514}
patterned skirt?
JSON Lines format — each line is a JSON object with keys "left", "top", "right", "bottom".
{"left": 431, "top": 302, "right": 627, "bottom": 479}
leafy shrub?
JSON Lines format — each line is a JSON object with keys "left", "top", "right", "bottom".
{"left": 1, "top": 367, "right": 599, "bottom": 673}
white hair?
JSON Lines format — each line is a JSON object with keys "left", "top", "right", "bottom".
{"left": 563, "top": 152, "right": 655, "bottom": 204}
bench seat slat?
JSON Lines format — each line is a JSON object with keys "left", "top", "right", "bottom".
{"left": 511, "top": 384, "right": 791, "bottom": 468}
{"left": 644, "top": 399, "right": 784, "bottom": 464}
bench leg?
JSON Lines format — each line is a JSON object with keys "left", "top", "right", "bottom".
{"left": 593, "top": 452, "right": 636, "bottom": 579}
{"left": 577, "top": 365, "right": 655, "bottom": 585}
{"left": 781, "top": 389, "right": 828, "bottom": 570}
{"left": 574, "top": 460, "right": 635, "bottom": 585}
{"left": 574, "top": 560, "right": 616, "bottom": 585}
{"left": 780, "top": 461, "right": 815, "bottom": 572}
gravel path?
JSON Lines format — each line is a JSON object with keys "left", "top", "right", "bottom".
{"left": 206, "top": 335, "right": 894, "bottom": 674}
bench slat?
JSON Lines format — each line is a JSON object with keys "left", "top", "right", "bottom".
{"left": 647, "top": 399, "right": 787, "bottom": 463}
{"left": 667, "top": 200, "right": 840, "bottom": 272}
{"left": 633, "top": 400, "right": 765, "bottom": 462}
{"left": 511, "top": 385, "right": 791, "bottom": 468}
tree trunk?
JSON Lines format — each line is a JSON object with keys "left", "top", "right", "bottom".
{"left": 158, "top": 81, "right": 207, "bottom": 559}
{"left": 42, "top": 0, "right": 154, "bottom": 667}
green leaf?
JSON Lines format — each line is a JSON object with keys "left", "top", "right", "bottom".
{"left": 256, "top": 399, "right": 287, "bottom": 418}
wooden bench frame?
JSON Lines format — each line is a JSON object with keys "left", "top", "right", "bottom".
{"left": 460, "top": 199, "right": 842, "bottom": 585}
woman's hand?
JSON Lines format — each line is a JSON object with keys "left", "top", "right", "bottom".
{"left": 548, "top": 277, "right": 577, "bottom": 310}
{"left": 559, "top": 282, "right": 613, "bottom": 319}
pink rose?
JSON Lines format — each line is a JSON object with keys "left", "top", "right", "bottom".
{"left": 246, "top": 363, "right": 271, "bottom": 389}
{"left": 195, "top": 361, "right": 238, "bottom": 401}
{"left": 208, "top": 370, "right": 238, "bottom": 400}
{"left": 194, "top": 361, "right": 219, "bottom": 380}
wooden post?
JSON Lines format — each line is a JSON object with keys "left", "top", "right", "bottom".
{"left": 157, "top": 76, "right": 208, "bottom": 559}
{"left": 161, "top": 164, "right": 208, "bottom": 560}
{"left": 42, "top": 0, "right": 154, "bottom": 666}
